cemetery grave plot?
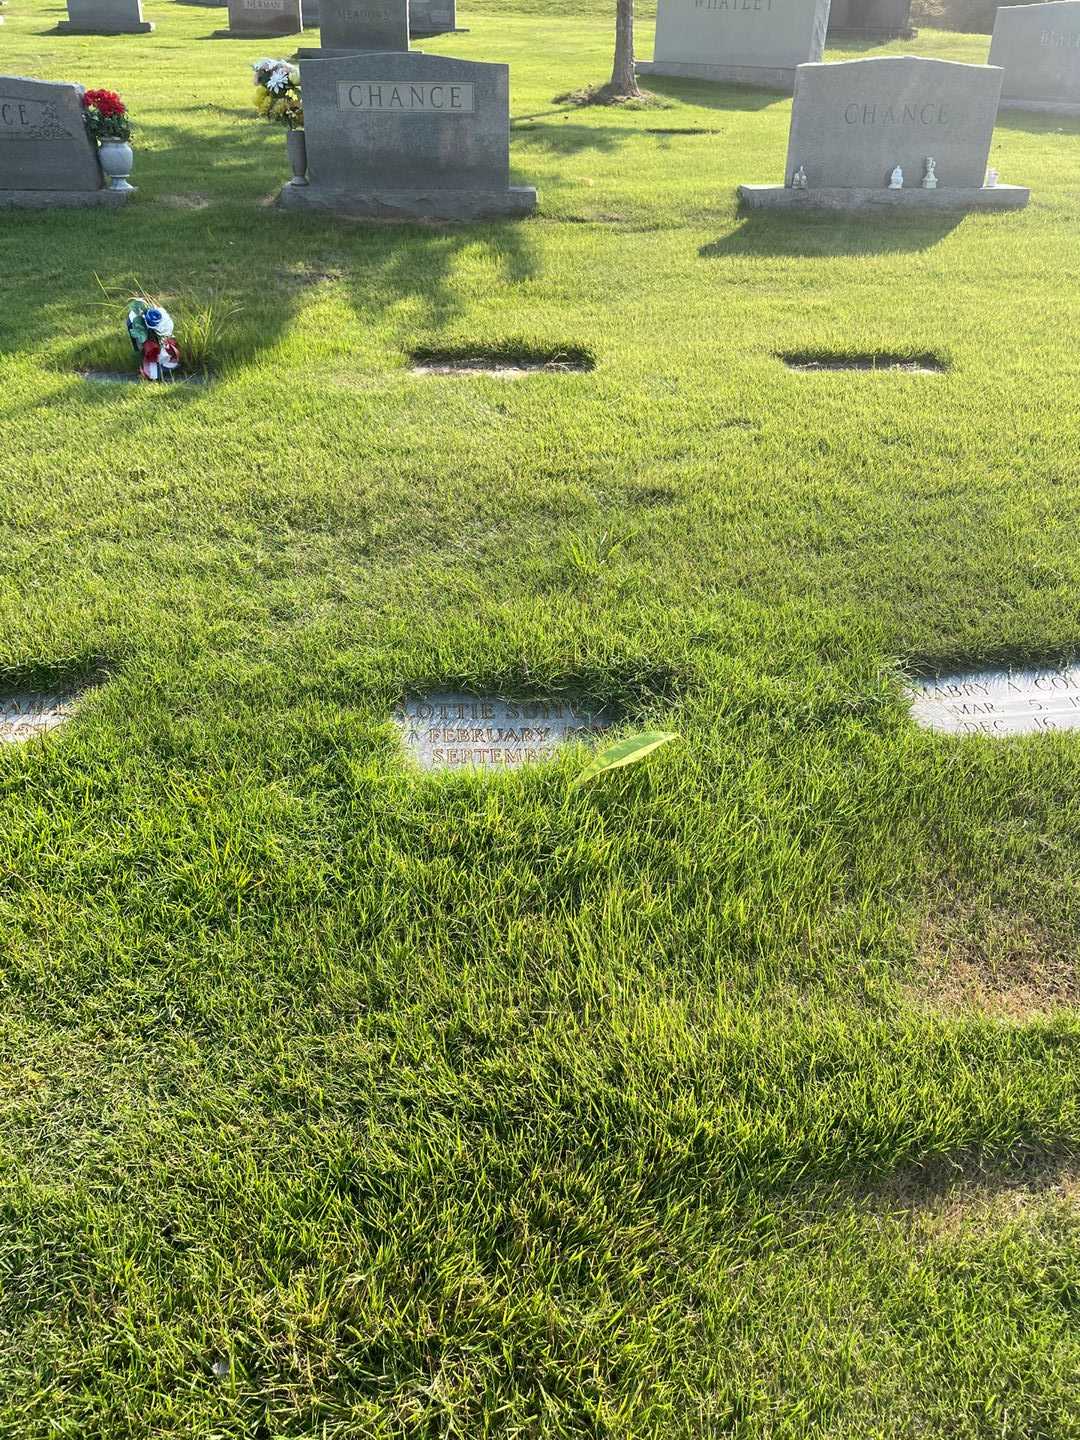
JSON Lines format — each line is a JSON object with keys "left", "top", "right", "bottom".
{"left": 780, "top": 350, "right": 947, "bottom": 372}
{"left": 409, "top": 344, "right": 595, "bottom": 375}
{"left": 393, "top": 693, "right": 612, "bottom": 768}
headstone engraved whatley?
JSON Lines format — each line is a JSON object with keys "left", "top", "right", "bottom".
{"left": 637, "top": 0, "right": 832, "bottom": 93}
{"left": 0, "top": 76, "right": 130, "bottom": 208}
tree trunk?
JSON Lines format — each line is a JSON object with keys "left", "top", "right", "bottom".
{"left": 610, "top": 0, "right": 641, "bottom": 96}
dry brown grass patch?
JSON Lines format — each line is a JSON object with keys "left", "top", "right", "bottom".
{"left": 910, "top": 890, "right": 1079, "bottom": 1019}
{"left": 864, "top": 1149, "right": 1080, "bottom": 1236}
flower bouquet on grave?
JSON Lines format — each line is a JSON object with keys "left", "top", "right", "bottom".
{"left": 82, "top": 88, "right": 135, "bottom": 191}
{"left": 126, "top": 299, "right": 182, "bottom": 382}
{"left": 252, "top": 59, "right": 303, "bottom": 129}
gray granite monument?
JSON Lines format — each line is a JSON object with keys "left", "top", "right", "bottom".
{"left": 827, "top": 0, "right": 912, "bottom": 40}
{"left": 409, "top": 0, "right": 457, "bottom": 36}
{"left": 56, "top": 0, "right": 153, "bottom": 33}
{"left": 278, "top": 51, "right": 537, "bottom": 219}
{"left": 317, "top": 0, "right": 408, "bottom": 50}
{"left": 218, "top": 0, "right": 302, "bottom": 36}
{"left": 739, "top": 56, "right": 1029, "bottom": 209}
{"left": 989, "top": 1, "right": 1080, "bottom": 114}
{"left": 0, "top": 76, "right": 131, "bottom": 209}
{"left": 637, "top": 0, "right": 832, "bottom": 93}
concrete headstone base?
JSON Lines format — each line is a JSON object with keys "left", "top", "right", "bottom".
{"left": 277, "top": 180, "right": 538, "bottom": 220}
{"left": 999, "top": 96, "right": 1080, "bottom": 115}
{"left": 212, "top": 25, "right": 300, "bottom": 33}
{"left": 55, "top": 17, "right": 153, "bottom": 27}
{"left": 636, "top": 59, "right": 796, "bottom": 92}
{"left": 0, "top": 188, "right": 134, "bottom": 209}
{"left": 737, "top": 182, "right": 1030, "bottom": 210}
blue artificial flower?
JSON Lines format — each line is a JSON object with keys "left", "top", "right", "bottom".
{"left": 144, "top": 306, "right": 163, "bottom": 330}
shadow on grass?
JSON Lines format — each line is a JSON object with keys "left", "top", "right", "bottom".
{"left": 701, "top": 210, "right": 964, "bottom": 258}
{"left": 0, "top": 106, "right": 540, "bottom": 392}
{"left": 635, "top": 76, "right": 788, "bottom": 111}
{"left": 509, "top": 122, "right": 640, "bottom": 157}
{"left": 993, "top": 107, "right": 1080, "bottom": 135}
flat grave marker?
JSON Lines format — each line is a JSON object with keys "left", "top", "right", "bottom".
{"left": 394, "top": 694, "right": 610, "bottom": 769}
{"left": 989, "top": 0, "right": 1080, "bottom": 114}
{"left": 0, "top": 691, "right": 78, "bottom": 744}
{"left": 908, "top": 665, "right": 1080, "bottom": 736}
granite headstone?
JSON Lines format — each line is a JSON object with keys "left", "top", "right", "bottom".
{"left": 637, "top": 0, "right": 832, "bottom": 93}
{"left": 278, "top": 50, "right": 537, "bottom": 219}
{"left": 318, "top": 0, "right": 408, "bottom": 50}
{"left": 989, "top": 0, "right": 1080, "bottom": 112}
{"left": 827, "top": 0, "right": 912, "bottom": 39}
{"left": 409, "top": 0, "right": 456, "bottom": 35}
{"left": 0, "top": 76, "right": 130, "bottom": 208}
{"left": 739, "top": 55, "right": 1029, "bottom": 209}
{"left": 56, "top": 0, "right": 153, "bottom": 33}
{"left": 221, "top": 0, "right": 302, "bottom": 35}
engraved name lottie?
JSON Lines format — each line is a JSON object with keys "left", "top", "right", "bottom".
{"left": 844, "top": 101, "right": 949, "bottom": 125}
{"left": 337, "top": 81, "right": 475, "bottom": 112}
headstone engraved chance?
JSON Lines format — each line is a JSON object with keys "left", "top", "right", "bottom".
{"left": 409, "top": 0, "right": 456, "bottom": 36}
{"left": 0, "top": 76, "right": 130, "bottom": 209}
{"left": 56, "top": 0, "right": 153, "bottom": 32}
{"left": 637, "top": 0, "right": 832, "bottom": 93}
{"left": 989, "top": 1, "right": 1080, "bottom": 114}
{"left": 278, "top": 51, "right": 537, "bottom": 219}
{"left": 219, "top": 0, "right": 302, "bottom": 36}
{"left": 908, "top": 665, "right": 1080, "bottom": 736}
{"left": 739, "top": 56, "right": 1030, "bottom": 210}
{"left": 827, "top": 0, "right": 912, "bottom": 41}
{"left": 394, "top": 694, "right": 611, "bottom": 769}
{"left": 317, "top": 0, "right": 408, "bottom": 51}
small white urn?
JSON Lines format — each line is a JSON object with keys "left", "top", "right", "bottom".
{"left": 98, "top": 140, "right": 135, "bottom": 192}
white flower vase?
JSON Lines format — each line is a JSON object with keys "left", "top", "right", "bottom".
{"left": 98, "top": 140, "right": 135, "bottom": 192}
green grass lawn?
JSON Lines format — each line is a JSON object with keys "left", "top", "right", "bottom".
{"left": 2, "top": 0, "right": 1080, "bottom": 1434}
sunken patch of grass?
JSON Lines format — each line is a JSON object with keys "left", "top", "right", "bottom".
{"left": 780, "top": 350, "right": 948, "bottom": 373}
{"left": 410, "top": 342, "right": 596, "bottom": 374}
{"left": 552, "top": 83, "right": 667, "bottom": 108}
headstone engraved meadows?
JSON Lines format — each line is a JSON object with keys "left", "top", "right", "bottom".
{"left": 908, "top": 666, "right": 1080, "bottom": 736}
{"left": 738, "top": 56, "right": 1030, "bottom": 210}
{"left": 317, "top": 0, "right": 408, "bottom": 51}
{"left": 220, "top": 0, "right": 302, "bottom": 36}
{"left": 636, "top": 0, "right": 832, "bottom": 93}
{"left": 56, "top": 0, "right": 153, "bottom": 33}
{"left": 0, "top": 77, "right": 131, "bottom": 209}
{"left": 409, "top": 0, "right": 456, "bottom": 36}
{"left": 394, "top": 695, "right": 610, "bottom": 769}
{"left": 278, "top": 52, "right": 538, "bottom": 219}
{"left": 989, "top": 1, "right": 1080, "bottom": 114}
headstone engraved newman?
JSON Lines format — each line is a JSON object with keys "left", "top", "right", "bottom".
{"left": 989, "top": 1, "right": 1080, "bottom": 113}
{"left": 739, "top": 56, "right": 1030, "bottom": 210}
{"left": 0, "top": 76, "right": 130, "bottom": 209}
{"left": 56, "top": 0, "right": 154, "bottom": 32}
{"left": 908, "top": 666, "right": 1080, "bottom": 736}
{"left": 220, "top": 0, "right": 302, "bottom": 35}
{"left": 277, "top": 52, "right": 537, "bottom": 219}
{"left": 637, "top": 0, "right": 832, "bottom": 93}
{"left": 394, "top": 695, "right": 610, "bottom": 769}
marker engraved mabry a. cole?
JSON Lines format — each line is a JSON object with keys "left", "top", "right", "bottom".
{"left": 908, "top": 665, "right": 1080, "bottom": 736}
{"left": 337, "top": 80, "right": 475, "bottom": 111}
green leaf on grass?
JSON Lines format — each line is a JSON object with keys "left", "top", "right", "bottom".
{"left": 572, "top": 731, "right": 678, "bottom": 788}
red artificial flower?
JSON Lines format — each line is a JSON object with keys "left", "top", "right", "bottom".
{"left": 82, "top": 88, "right": 126, "bottom": 116}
